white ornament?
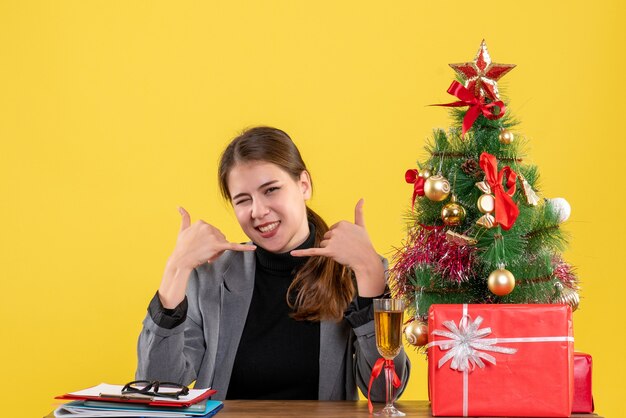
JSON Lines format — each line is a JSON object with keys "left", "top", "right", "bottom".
{"left": 547, "top": 197, "right": 571, "bottom": 223}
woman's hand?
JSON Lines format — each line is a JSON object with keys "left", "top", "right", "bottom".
{"left": 158, "top": 207, "right": 256, "bottom": 308}
{"left": 290, "top": 199, "right": 385, "bottom": 297}
{"left": 171, "top": 207, "right": 257, "bottom": 269}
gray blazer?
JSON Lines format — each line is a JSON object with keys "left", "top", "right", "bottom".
{"left": 136, "top": 250, "right": 410, "bottom": 401}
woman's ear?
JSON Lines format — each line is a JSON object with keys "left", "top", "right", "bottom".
{"left": 299, "top": 170, "right": 312, "bottom": 200}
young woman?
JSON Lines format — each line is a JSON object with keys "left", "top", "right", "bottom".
{"left": 136, "top": 126, "right": 410, "bottom": 400}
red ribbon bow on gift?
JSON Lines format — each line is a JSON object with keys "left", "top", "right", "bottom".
{"left": 405, "top": 169, "right": 425, "bottom": 209}
{"left": 367, "top": 358, "right": 402, "bottom": 414}
{"left": 479, "top": 152, "right": 519, "bottom": 230}
{"left": 433, "top": 81, "right": 506, "bottom": 138}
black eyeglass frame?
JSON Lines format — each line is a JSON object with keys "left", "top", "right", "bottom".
{"left": 121, "top": 380, "right": 190, "bottom": 399}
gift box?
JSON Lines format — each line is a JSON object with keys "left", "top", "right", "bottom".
{"left": 427, "top": 304, "right": 574, "bottom": 417}
{"left": 572, "top": 352, "right": 594, "bottom": 413}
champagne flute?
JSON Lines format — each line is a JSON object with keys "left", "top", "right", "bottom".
{"left": 373, "top": 298, "right": 405, "bottom": 417}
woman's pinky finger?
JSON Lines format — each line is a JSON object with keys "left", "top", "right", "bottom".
{"left": 227, "top": 242, "right": 257, "bottom": 252}
{"left": 290, "top": 247, "right": 328, "bottom": 257}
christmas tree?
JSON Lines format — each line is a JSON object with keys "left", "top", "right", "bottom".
{"left": 391, "top": 41, "right": 579, "bottom": 348}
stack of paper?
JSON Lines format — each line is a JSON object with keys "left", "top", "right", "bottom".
{"left": 53, "top": 383, "right": 222, "bottom": 418}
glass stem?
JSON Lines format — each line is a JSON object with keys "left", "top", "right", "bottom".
{"left": 385, "top": 362, "right": 394, "bottom": 408}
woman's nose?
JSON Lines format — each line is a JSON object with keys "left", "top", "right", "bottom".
{"left": 251, "top": 199, "right": 269, "bottom": 219}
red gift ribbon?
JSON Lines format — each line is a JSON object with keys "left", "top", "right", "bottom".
{"left": 367, "top": 358, "right": 402, "bottom": 414}
{"left": 405, "top": 169, "right": 425, "bottom": 209}
{"left": 479, "top": 152, "right": 519, "bottom": 230}
{"left": 433, "top": 81, "right": 506, "bottom": 138}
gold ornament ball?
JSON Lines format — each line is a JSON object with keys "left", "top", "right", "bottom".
{"left": 477, "top": 194, "right": 496, "bottom": 214}
{"left": 488, "top": 268, "right": 516, "bottom": 296}
{"left": 499, "top": 129, "right": 515, "bottom": 144}
{"left": 404, "top": 320, "right": 429, "bottom": 347}
{"left": 424, "top": 175, "right": 451, "bottom": 202}
{"left": 560, "top": 287, "right": 580, "bottom": 312}
{"left": 554, "top": 282, "right": 580, "bottom": 312}
{"left": 421, "top": 168, "right": 432, "bottom": 179}
{"left": 441, "top": 199, "right": 466, "bottom": 226}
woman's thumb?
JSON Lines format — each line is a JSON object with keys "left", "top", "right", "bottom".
{"left": 178, "top": 206, "right": 191, "bottom": 231}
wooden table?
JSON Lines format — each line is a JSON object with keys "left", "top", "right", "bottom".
{"left": 45, "top": 400, "right": 602, "bottom": 417}
{"left": 211, "top": 401, "right": 601, "bottom": 418}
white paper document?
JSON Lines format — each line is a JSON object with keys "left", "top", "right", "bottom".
{"left": 68, "top": 383, "right": 209, "bottom": 404}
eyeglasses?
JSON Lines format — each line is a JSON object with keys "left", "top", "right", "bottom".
{"left": 121, "top": 380, "right": 190, "bottom": 399}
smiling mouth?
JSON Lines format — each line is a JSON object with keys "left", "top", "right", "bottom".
{"left": 256, "top": 221, "right": 280, "bottom": 233}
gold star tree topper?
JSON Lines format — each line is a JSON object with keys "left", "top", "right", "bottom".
{"left": 449, "top": 40, "right": 516, "bottom": 100}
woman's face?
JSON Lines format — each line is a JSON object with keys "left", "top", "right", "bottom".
{"left": 227, "top": 161, "right": 311, "bottom": 253}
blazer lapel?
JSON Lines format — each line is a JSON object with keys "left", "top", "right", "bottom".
{"left": 211, "top": 250, "right": 256, "bottom": 397}
{"left": 319, "top": 319, "right": 350, "bottom": 399}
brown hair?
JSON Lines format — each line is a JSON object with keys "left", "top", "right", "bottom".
{"left": 218, "top": 126, "right": 355, "bottom": 321}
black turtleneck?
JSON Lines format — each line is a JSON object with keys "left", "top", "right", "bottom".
{"left": 226, "top": 226, "right": 319, "bottom": 400}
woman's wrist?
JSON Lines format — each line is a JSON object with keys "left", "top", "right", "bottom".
{"left": 352, "top": 253, "right": 386, "bottom": 297}
{"left": 159, "top": 258, "right": 193, "bottom": 308}
{"left": 166, "top": 250, "right": 195, "bottom": 271}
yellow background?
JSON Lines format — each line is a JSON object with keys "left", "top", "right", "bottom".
{"left": 1, "top": 1, "right": 624, "bottom": 416}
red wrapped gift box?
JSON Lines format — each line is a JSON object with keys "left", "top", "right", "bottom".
{"left": 427, "top": 304, "right": 574, "bottom": 417}
{"left": 573, "top": 352, "right": 594, "bottom": 413}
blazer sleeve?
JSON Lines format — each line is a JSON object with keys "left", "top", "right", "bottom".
{"left": 135, "top": 269, "right": 206, "bottom": 386}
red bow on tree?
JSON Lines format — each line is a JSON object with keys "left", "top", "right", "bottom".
{"left": 480, "top": 152, "right": 519, "bottom": 230}
{"left": 367, "top": 358, "right": 402, "bottom": 413}
{"left": 433, "top": 81, "right": 506, "bottom": 138}
{"left": 405, "top": 169, "right": 425, "bottom": 209}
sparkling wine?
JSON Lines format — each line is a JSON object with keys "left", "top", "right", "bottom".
{"left": 374, "top": 309, "right": 404, "bottom": 359}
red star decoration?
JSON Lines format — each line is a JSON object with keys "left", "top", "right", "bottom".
{"left": 449, "top": 40, "right": 516, "bottom": 100}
